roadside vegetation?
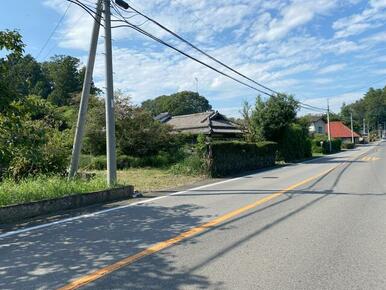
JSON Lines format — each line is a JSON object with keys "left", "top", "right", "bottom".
{"left": 1, "top": 30, "right": 385, "bottom": 208}
{"left": 0, "top": 175, "right": 111, "bottom": 207}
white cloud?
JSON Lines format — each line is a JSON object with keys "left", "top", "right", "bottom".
{"left": 252, "top": 0, "right": 338, "bottom": 42}
{"left": 318, "top": 63, "right": 346, "bottom": 74}
{"left": 41, "top": 0, "right": 386, "bottom": 113}
{"left": 333, "top": 0, "right": 386, "bottom": 38}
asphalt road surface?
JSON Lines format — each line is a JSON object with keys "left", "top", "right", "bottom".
{"left": 1, "top": 142, "right": 386, "bottom": 290}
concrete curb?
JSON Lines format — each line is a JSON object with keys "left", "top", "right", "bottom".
{"left": 0, "top": 186, "right": 134, "bottom": 223}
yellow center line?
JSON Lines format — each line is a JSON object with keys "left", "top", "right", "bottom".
{"left": 58, "top": 164, "right": 341, "bottom": 290}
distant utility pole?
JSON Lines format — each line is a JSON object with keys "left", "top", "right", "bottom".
{"left": 69, "top": 0, "right": 118, "bottom": 186}
{"left": 363, "top": 118, "right": 366, "bottom": 137}
{"left": 350, "top": 112, "right": 354, "bottom": 143}
{"left": 327, "top": 99, "right": 332, "bottom": 153}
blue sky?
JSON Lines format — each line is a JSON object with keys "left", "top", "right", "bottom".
{"left": 1, "top": 0, "right": 386, "bottom": 116}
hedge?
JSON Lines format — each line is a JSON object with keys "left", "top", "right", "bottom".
{"left": 342, "top": 142, "right": 355, "bottom": 149}
{"left": 207, "top": 141, "right": 277, "bottom": 177}
{"left": 278, "top": 124, "right": 312, "bottom": 162}
{"left": 312, "top": 135, "right": 342, "bottom": 154}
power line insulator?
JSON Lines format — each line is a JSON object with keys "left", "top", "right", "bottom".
{"left": 115, "top": 0, "right": 129, "bottom": 9}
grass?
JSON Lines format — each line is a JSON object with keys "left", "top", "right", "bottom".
{"left": 95, "top": 168, "right": 205, "bottom": 193}
{"left": 0, "top": 175, "right": 112, "bottom": 208}
{"left": 0, "top": 167, "right": 205, "bottom": 208}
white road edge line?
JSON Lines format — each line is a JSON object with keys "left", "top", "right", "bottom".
{"left": 0, "top": 175, "right": 248, "bottom": 239}
{"left": 0, "top": 143, "right": 376, "bottom": 240}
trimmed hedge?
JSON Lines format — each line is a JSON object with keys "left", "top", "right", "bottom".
{"left": 207, "top": 141, "right": 277, "bottom": 177}
{"left": 278, "top": 124, "right": 312, "bottom": 162}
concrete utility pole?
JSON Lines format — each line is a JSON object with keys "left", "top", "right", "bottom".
{"left": 69, "top": 0, "right": 103, "bottom": 178}
{"left": 327, "top": 99, "right": 332, "bottom": 153}
{"left": 104, "top": 0, "right": 117, "bottom": 185}
{"left": 350, "top": 112, "right": 354, "bottom": 144}
{"left": 363, "top": 118, "right": 366, "bottom": 139}
{"left": 69, "top": 0, "right": 117, "bottom": 186}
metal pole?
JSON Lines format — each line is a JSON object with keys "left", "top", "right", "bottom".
{"left": 104, "top": 0, "right": 117, "bottom": 186}
{"left": 363, "top": 118, "right": 366, "bottom": 142}
{"left": 69, "top": 0, "right": 103, "bottom": 178}
{"left": 327, "top": 99, "right": 332, "bottom": 153}
{"left": 350, "top": 112, "right": 354, "bottom": 144}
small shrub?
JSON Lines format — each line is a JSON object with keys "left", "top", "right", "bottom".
{"left": 311, "top": 135, "right": 342, "bottom": 154}
{"left": 169, "top": 154, "right": 206, "bottom": 176}
{"left": 342, "top": 142, "right": 355, "bottom": 149}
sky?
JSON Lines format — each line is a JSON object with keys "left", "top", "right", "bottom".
{"left": 1, "top": 0, "right": 386, "bottom": 116}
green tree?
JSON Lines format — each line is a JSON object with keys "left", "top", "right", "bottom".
{"left": 42, "top": 55, "right": 83, "bottom": 106}
{"left": 340, "top": 86, "right": 386, "bottom": 133}
{"left": 0, "top": 30, "right": 25, "bottom": 111}
{"left": 142, "top": 91, "right": 212, "bottom": 116}
{"left": 251, "top": 94, "right": 299, "bottom": 142}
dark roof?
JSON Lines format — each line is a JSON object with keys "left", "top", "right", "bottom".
{"left": 327, "top": 121, "right": 360, "bottom": 138}
{"left": 157, "top": 111, "right": 242, "bottom": 135}
{"left": 154, "top": 112, "right": 171, "bottom": 123}
{"left": 309, "top": 115, "right": 324, "bottom": 123}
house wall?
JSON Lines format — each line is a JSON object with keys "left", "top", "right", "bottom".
{"left": 309, "top": 120, "right": 326, "bottom": 134}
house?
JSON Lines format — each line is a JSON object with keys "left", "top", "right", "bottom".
{"left": 327, "top": 121, "right": 360, "bottom": 143}
{"left": 309, "top": 116, "right": 326, "bottom": 135}
{"left": 155, "top": 111, "right": 242, "bottom": 138}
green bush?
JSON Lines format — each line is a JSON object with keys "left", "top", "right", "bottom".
{"left": 311, "top": 135, "right": 342, "bottom": 154}
{"left": 278, "top": 124, "right": 312, "bottom": 162}
{"left": 169, "top": 154, "right": 207, "bottom": 176}
{"left": 80, "top": 149, "right": 186, "bottom": 170}
{"left": 208, "top": 141, "right": 277, "bottom": 177}
{"left": 342, "top": 142, "right": 355, "bottom": 149}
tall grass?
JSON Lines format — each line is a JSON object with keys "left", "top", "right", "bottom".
{"left": 0, "top": 175, "right": 112, "bottom": 207}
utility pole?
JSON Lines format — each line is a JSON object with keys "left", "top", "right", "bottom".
{"left": 350, "top": 112, "right": 354, "bottom": 144}
{"left": 69, "top": 0, "right": 103, "bottom": 178}
{"left": 363, "top": 118, "right": 366, "bottom": 141}
{"left": 104, "top": 0, "right": 117, "bottom": 185}
{"left": 327, "top": 99, "right": 332, "bottom": 153}
{"left": 69, "top": 0, "right": 118, "bottom": 186}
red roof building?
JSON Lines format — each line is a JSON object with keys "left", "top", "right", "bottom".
{"left": 326, "top": 121, "right": 360, "bottom": 140}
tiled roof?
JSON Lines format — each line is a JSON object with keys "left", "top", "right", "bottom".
{"left": 327, "top": 121, "right": 360, "bottom": 138}
{"left": 156, "top": 111, "right": 242, "bottom": 135}
{"left": 165, "top": 111, "right": 213, "bottom": 130}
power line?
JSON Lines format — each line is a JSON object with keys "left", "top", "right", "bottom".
{"left": 36, "top": 3, "right": 71, "bottom": 59}
{"left": 110, "top": 4, "right": 274, "bottom": 96}
{"left": 66, "top": 0, "right": 105, "bottom": 27}
{"left": 115, "top": 2, "right": 280, "bottom": 95}
{"left": 73, "top": 0, "right": 329, "bottom": 111}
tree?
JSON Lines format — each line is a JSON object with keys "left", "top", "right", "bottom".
{"left": 0, "top": 30, "right": 25, "bottom": 111}
{"left": 251, "top": 94, "right": 299, "bottom": 142}
{"left": 340, "top": 86, "right": 386, "bottom": 133}
{"left": 42, "top": 55, "right": 83, "bottom": 106}
{"left": 83, "top": 91, "right": 176, "bottom": 157}
{"left": 4, "top": 54, "right": 51, "bottom": 98}
{"left": 142, "top": 91, "right": 212, "bottom": 116}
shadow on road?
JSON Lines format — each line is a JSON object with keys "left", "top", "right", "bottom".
{"left": 1, "top": 145, "right": 383, "bottom": 289}
{"left": 0, "top": 204, "right": 215, "bottom": 289}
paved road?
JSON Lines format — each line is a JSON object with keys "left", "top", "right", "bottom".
{"left": 1, "top": 142, "right": 386, "bottom": 289}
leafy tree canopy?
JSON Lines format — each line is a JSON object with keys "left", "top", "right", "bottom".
{"left": 142, "top": 91, "right": 212, "bottom": 116}
{"left": 251, "top": 94, "right": 299, "bottom": 142}
{"left": 340, "top": 86, "right": 386, "bottom": 133}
